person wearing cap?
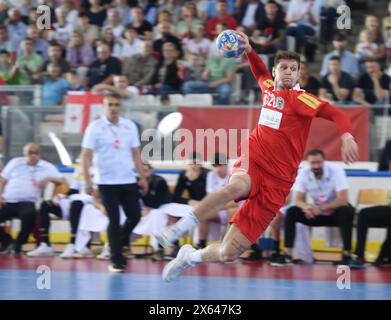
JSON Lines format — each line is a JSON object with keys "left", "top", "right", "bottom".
{"left": 81, "top": 92, "right": 148, "bottom": 273}
{"left": 320, "top": 33, "right": 360, "bottom": 79}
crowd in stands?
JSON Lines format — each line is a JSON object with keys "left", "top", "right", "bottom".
{"left": 0, "top": 0, "right": 389, "bottom": 107}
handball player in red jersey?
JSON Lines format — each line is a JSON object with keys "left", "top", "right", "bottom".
{"left": 156, "top": 31, "right": 359, "bottom": 282}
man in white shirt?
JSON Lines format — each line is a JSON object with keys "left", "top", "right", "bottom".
{"left": 278, "top": 149, "right": 355, "bottom": 265}
{"left": 0, "top": 143, "right": 66, "bottom": 254}
{"left": 81, "top": 92, "right": 148, "bottom": 273}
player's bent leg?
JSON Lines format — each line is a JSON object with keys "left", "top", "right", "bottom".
{"left": 155, "top": 173, "right": 251, "bottom": 248}
{"left": 162, "top": 224, "right": 252, "bottom": 282}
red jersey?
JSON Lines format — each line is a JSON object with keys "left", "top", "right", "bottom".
{"left": 245, "top": 50, "right": 352, "bottom": 185}
{"left": 206, "top": 16, "right": 237, "bottom": 39}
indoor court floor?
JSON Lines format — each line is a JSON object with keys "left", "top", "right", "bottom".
{"left": 1, "top": 255, "right": 391, "bottom": 300}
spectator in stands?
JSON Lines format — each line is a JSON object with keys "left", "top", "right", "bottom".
{"left": 60, "top": 0, "right": 79, "bottom": 26}
{"left": 113, "top": 0, "right": 131, "bottom": 25}
{"left": 66, "top": 31, "right": 95, "bottom": 77}
{"left": 382, "top": 2, "right": 391, "bottom": 36}
{"left": 275, "top": 149, "right": 355, "bottom": 266}
{"left": 378, "top": 140, "right": 391, "bottom": 171}
{"left": 181, "top": 53, "right": 204, "bottom": 83}
{"left": 298, "top": 60, "right": 320, "bottom": 95}
{"left": 92, "top": 74, "right": 139, "bottom": 106}
{"left": 159, "top": 0, "right": 182, "bottom": 24}
{"left": 183, "top": 43, "right": 237, "bottom": 105}
{"left": 205, "top": 0, "right": 237, "bottom": 18}
{"left": 319, "top": 0, "right": 344, "bottom": 47}
{"left": 0, "top": 1, "right": 8, "bottom": 25}
{"left": 6, "top": 8, "right": 27, "bottom": 42}
{"left": 50, "top": 7, "right": 74, "bottom": 48}
{"left": 319, "top": 56, "right": 354, "bottom": 105}
{"left": 361, "top": 15, "right": 384, "bottom": 48}
{"left": 285, "top": 0, "right": 320, "bottom": 57}
{"left": 251, "top": 0, "right": 286, "bottom": 54}
{"left": 76, "top": 12, "right": 100, "bottom": 47}
{"left": 385, "top": 26, "right": 391, "bottom": 63}
{"left": 153, "top": 19, "right": 183, "bottom": 60}
{"left": 355, "top": 29, "right": 386, "bottom": 67}
{"left": 183, "top": 24, "right": 211, "bottom": 59}
{"left": 129, "top": 6, "right": 153, "bottom": 40}
{"left": 41, "top": 63, "right": 69, "bottom": 107}
{"left": 66, "top": 70, "right": 85, "bottom": 91}
{"left": 353, "top": 59, "right": 390, "bottom": 109}
{"left": 120, "top": 25, "right": 144, "bottom": 61}
{"left": 0, "top": 50, "right": 17, "bottom": 84}
{"left": 349, "top": 206, "right": 391, "bottom": 269}
{"left": 43, "top": 42, "right": 71, "bottom": 75}
{"left": 85, "top": 0, "right": 107, "bottom": 27}
{"left": 142, "top": 0, "right": 159, "bottom": 25}
{"left": 206, "top": 0, "right": 237, "bottom": 40}
{"left": 321, "top": 33, "right": 359, "bottom": 79}
{"left": 100, "top": 27, "right": 122, "bottom": 58}
{"left": 10, "top": 38, "right": 43, "bottom": 85}
{"left": 152, "top": 10, "right": 176, "bottom": 40}
{"left": 237, "top": 0, "right": 266, "bottom": 33}
{"left": 150, "top": 41, "right": 182, "bottom": 94}
{"left": 123, "top": 39, "right": 158, "bottom": 88}
{"left": 175, "top": 3, "right": 202, "bottom": 39}
{"left": 87, "top": 42, "right": 122, "bottom": 88}
{"left": 0, "top": 143, "right": 65, "bottom": 255}
{"left": 103, "top": 8, "right": 124, "bottom": 41}
{"left": 23, "top": 25, "right": 49, "bottom": 61}
{"left": 0, "top": 25, "right": 19, "bottom": 56}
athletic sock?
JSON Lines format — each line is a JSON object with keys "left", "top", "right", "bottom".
{"left": 40, "top": 230, "right": 50, "bottom": 246}
{"left": 189, "top": 248, "right": 205, "bottom": 264}
{"left": 175, "top": 211, "right": 199, "bottom": 235}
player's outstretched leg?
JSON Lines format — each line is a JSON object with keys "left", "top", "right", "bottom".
{"left": 154, "top": 173, "right": 251, "bottom": 248}
{"left": 162, "top": 224, "right": 252, "bottom": 282}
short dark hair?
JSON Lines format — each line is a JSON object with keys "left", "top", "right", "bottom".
{"left": 329, "top": 55, "right": 341, "bottom": 62}
{"left": 0, "top": 25, "right": 7, "bottom": 31}
{"left": 49, "top": 41, "right": 62, "bottom": 48}
{"left": 306, "top": 149, "right": 325, "bottom": 158}
{"left": 0, "top": 49, "right": 9, "bottom": 55}
{"left": 142, "top": 162, "right": 153, "bottom": 170}
{"left": 103, "top": 91, "right": 122, "bottom": 101}
{"left": 274, "top": 50, "right": 301, "bottom": 68}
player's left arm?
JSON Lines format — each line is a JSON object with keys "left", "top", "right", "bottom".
{"left": 316, "top": 102, "right": 359, "bottom": 163}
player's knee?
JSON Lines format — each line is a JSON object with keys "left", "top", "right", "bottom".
{"left": 219, "top": 246, "right": 240, "bottom": 263}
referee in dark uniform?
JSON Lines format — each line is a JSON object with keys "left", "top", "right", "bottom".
{"left": 81, "top": 92, "right": 148, "bottom": 272}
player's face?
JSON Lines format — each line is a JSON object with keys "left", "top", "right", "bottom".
{"left": 307, "top": 154, "right": 324, "bottom": 177}
{"left": 273, "top": 59, "right": 300, "bottom": 89}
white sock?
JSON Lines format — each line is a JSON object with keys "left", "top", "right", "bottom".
{"left": 175, "top": 211, "right": 199, "bottom": 235}
{"left": 189, "top": 248, "right": 205, "bottom": 264}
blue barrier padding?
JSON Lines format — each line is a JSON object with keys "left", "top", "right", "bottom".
{"left": 56, "top": 165, "right": 391, "bottom": 178}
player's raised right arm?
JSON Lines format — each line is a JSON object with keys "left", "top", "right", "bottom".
{"left": 236, "top": 31, "right": 273, "bottom": 89}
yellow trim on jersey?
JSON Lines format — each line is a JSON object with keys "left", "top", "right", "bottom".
{"left": 263, "top": 79, "right": 274, "bottom": 88}
{"left": 297, "top": 93, "right": 322, "bottom": 110}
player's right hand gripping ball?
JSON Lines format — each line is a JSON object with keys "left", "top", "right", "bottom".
{"left": 215, "top": 29, "right": 245, "bottom": 58}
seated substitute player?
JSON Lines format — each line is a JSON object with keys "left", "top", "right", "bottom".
{"left": 155, "top": 30, "right": 359, "bottom": 282}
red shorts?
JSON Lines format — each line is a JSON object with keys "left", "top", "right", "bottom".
{"left": 229, "top": 157, "right": 292, "bottom": 244}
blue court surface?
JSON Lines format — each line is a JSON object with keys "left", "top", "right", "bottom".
{"left": 1, "top": 257, "right": 391, "bottom": 300}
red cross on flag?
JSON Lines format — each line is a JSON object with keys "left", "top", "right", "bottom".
{"left": 64, "top": 92, "right": 104, "bottom": 133}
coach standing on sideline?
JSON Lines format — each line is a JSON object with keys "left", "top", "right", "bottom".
{"left": 81, "top": 92, "right": 148, "bottom": 273}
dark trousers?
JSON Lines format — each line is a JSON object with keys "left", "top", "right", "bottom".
{"left": 0, "top": 202, "right": 36, "bottom": 250}
{"left": 98, "top": 184, "right": 141, "bottom": 264}
{"left": 355, "top": 206, "right": 391, "bottom": 260}
{"left": 39, "top": 200, "right": 84, "bottom": 245}
{"left": 284, "top": 205, "right": 355, "bottom": 252}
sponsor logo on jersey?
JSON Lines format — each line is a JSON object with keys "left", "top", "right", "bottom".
{"left": 276, "top": 97, "right": 285, "bottom": 110}
{"left": 297, "top": 93, "right": 321, "bottom": 110}
{"left": 263, "top": 79, "right": 274, "bottom": 88}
